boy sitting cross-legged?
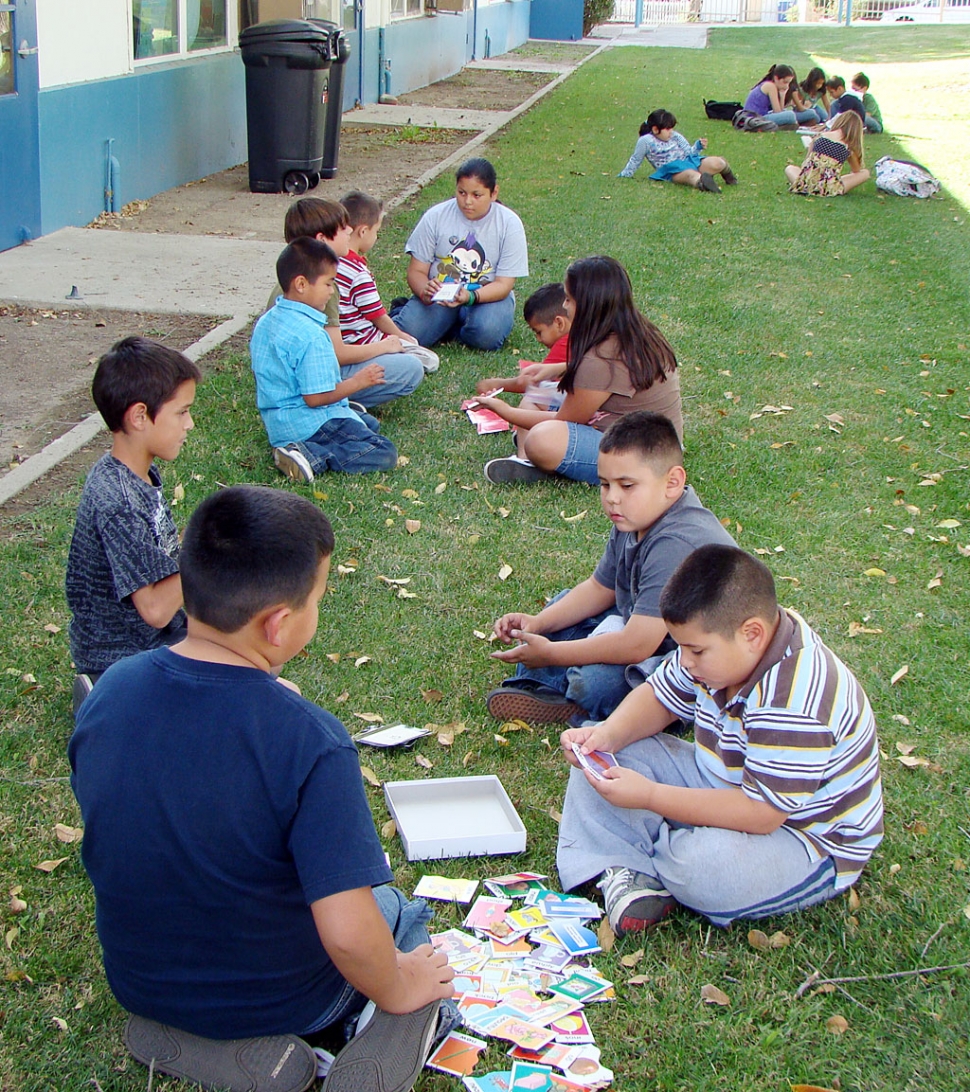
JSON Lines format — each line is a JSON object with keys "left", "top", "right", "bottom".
{"left": 70, "top": 485, "right": 455, "bottom": 1092}
{"left": 558, "top": 544, "right": 884, "bottom": 936}
{"left": 279, "top": 196, "right": 427, "bottom": 409}
{"left": 337, "top": 190, "right": 440, "bottom": 375}
{"left": 65, "top": 337, "right": 200, "bottom": 713}
{"left": 486, "top": 412, "right": 736, "bottom": 726}
{"left": 251, "top": 237, "right": 398, "bottom": 481}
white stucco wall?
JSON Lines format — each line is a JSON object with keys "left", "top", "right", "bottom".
{"left": 37, "top": 0, "right": 132, "bottom": 88}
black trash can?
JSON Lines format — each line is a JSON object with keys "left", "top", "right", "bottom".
{"left": 239, "top": 19, "right": 350, "bottom": 195}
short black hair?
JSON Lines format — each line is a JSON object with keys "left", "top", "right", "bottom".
{"left": 643, "top": 108, "right": 677, "bottom": 137}
{"left": 523, "top": 283, "right": 567, "bottom": 327}
{"left": 340, "top": 190, "right": 383, "bottom": 229}
{"left": 277, "top": 237, "right": 337, "bottom": 293}
{"left": 92, "top": 337, "right": 201, "bottom": 434}
{"left": 180, "top": 485, "right": 335, "bottom": 634}
{"left": 456, "top": 157, "right": 497, "bottom": 191}
{"left": 598, "top": 411, "right": 683, "bottom": 472}
{"left": 660, "top": 545, "right": 778, "bottom": 638}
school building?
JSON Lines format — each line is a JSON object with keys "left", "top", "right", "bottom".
{"left": 0, "top": 0, "right": 583, "bottom": 253}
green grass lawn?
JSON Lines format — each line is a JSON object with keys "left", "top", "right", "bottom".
{"left": 1, "top": 25, "right": 968, "bottom": 1092}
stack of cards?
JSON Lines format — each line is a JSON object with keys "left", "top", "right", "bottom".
{"left": 426, "top": 871, "right": 615, "bottom": 1090}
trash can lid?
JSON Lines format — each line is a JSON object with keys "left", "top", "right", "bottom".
{"left": 239, "top": 19, "right": 332, "bottom": 46}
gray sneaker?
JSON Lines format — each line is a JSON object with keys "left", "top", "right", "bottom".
{"left": 273, "top": 446, "right": 314, "bottom": 483}
{"left": 405, "top": 343, "right": 440, "bottom": 374}
{"left": 598, "top": 866, "right": 675, "bottom": 937}
{"left": 484, "top": 456, "right": 555, "bottom": 484}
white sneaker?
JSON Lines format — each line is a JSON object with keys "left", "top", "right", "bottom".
{"left": 273, "top": 446, "right": 314, "bottom": 483}
{"left": 405, "top": 343, "right": 440, "bottom": 374}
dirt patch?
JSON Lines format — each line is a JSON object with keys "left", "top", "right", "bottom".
{"left": 397, "top": 68, "right": 553, "bottom": 111}
{"left": 88, "top": 127, "right": 472, "bottom": 243}
{"left": 509, "top": 42, "right": 597, "bottom": 63}
{"left": 0, "top": 306, "right": 223, "bottom": 474}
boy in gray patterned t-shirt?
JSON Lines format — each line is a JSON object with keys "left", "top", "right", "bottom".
{"left": 65, "top": 337, "right": 200, "bottom": 713}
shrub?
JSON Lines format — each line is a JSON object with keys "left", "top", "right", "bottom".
{"left": 584, "top": 0, "right": 614, "bottom": 36}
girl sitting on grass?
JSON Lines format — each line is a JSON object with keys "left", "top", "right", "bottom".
{"left": 785, "top": 112, "right": 870, "bottom": 197}
{"left": 743, "top": 64, "right": 818, "bottom": 129}
{"left": 477, "top": 255, "right": 682, "bottom": 485}
{"left": 793, "top": 66, "right": 830, "bottom": 124}
{"left": 619, "top": 109, "right": 737, "bottom": 193}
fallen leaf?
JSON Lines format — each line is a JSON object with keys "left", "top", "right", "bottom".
{"left": 927, "top": 570, "right": 943, "bottom": 590}
{"left": 825, "top": 1014, "right": 849, "bottom": 1035}
{"left": 437, "top": 730, "right": 454, "bottom": 746}
{"left": 44, "top": 623, "right": 61, "bottom": 634}
{"left": 354, "top": 656, "right": 371, "bottom": 668}
{"left": 360, "top": 766, "right": 381, "bottom": 788}
{"left": 51, "top": 1016, "right": 68, "bottom": 1032}
{"left": 497, "top": 506, "right": 511, "bottom": 518}
{"left": 620, "top": 948, "right": 644, "bottom": 968}
{"left": 895, "top": 741, "right": 916, "bottom": 755}
{"left": 35, "top": 858, "right": 69, "bottom": 873}
{"left": 499, "top": 719, "right": 533, "bottom": 734}
{"left": 768, "top": 931, "right": 791, "bottom": 948}
{"left": 498, "top": 563, "right": 513, "bottom": 581}
{"left": 5, "top": 926, "right": 18, "bottom": 949}
{"left": 791, "top": 1085, "right": 841, "bottom": 1092}
{"left": 326, "top": 653, "right": 341, "bottom": 663}
{"left": 892, "top": 714, "right": 911, "bottom": 726}
{"left": 172, "top": 483, "right": 185, "bottom": 503}
{"left": 415, "top": 754, "right": 434, "bottom": 769}
{"left": 377, "top": 575, "right": 411, "bottom": 586}
{"left": 9, "top": 894, "right": 27, "bottom": 914}
{"left": 472, "top": 630, "right": 489, "bottom": 640}
{"left": 467, "top": 534, "right": 481, "bottom": 545}
{"left": 626, "top": 973, "right": 652, "bottom": 985}
{"left": 434, "top": 481, "right": 447, "bottom": 494}
{"left": 700, "top": 984, "right": 730, "bottom": 1007}
{"left": 54, "top": 824, "right": 83, "bottom": 844}
{"left": 336, "top": 563, "right": 358, "bottom": 576}
{"left": 597, "top": 916, "right": 615, "bottom": 952}
{"left": 936, "top": 518, "right": 961, "bottom": 529}
{"left": 462, "top": 750, "right": 477, "bottom": 768}
{"left": 335, "top": 690, "right": 350, "bottom": 703}
{"left": 494, "top": 734, "right": 509, "bottom": 745}
{"left": 397, "top": 587, "right": 418, "bottom": 599}
{"left": 380, "top": 819, "right": 397, "bottom": 839}
{"left": 863, "top": 567, "right": 886, "bottom": 577}
{"left": 898, "top": 755, "right": 930, "bottom": 768}
{"left": 748, "top": 929, "right": 771, "bottom": 951}
{"left": 405, "top": 519, "right": 421, "bottom": 534}
{"left": 890, "top": 665, "right": 909, "bottom": 685}
{"left": 353, "top": 712, "right": 384, "bottom": 724}
{"left": 422, "top": 688, "right": 443, "bottom": 703}
{"left": 559, "top": 510, "right": 587, "bottom": 523}
{"left": 847, "top": 887, "right": 861, "bottom": 912}
{"left": 848, "top": 622, "right": 883, "bottom": 637}
{"left": 548, "top": 806, "right": 562, "bottom": 824}
{"left": 401, "top": 488, "right": 419, "bottom": 499}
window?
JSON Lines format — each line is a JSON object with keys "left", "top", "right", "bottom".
{"left": 0, "top": 6, "right": 13, "bottom": 96}
{"left": 133, "top": 0, "right": 227, "bottom": 61}
{"left": 390, "top": 0, "right": 424, "bottom": 17}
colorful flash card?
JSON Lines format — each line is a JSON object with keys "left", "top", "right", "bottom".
{"left": 426, "top": 1031, "right": 488, "bottom": 1077}
{"left": 489, "top": 935, "right": 535, "bottom": 960}
{"left": 459, "top": 993, "right": 500, "bottom": 1031}
{"left": 569, "top": 743, "right": 618, "bottom": 781}
{"left": 525, "top": 945, "right": 573, "bottom": 974}
{"left": 534, "top": 892, "right": 602, "bottom": 920}
{"left": 549, "top": 970, "right": 611, "bottom": 1003}
{"left": 509, "top": 1060, "right": 555, "bottom": 1091}
{"left": 463, "top": 1072, "right": 513, "bottom": 1092}
{"left": 546, "top": 920, "right": 601, "bottom": 958}
{"left": 485, "top": 873, "right": 549, "bottom": 899}
{"left": 465, "top": 896, "right": 513, "bottom": 931}
{"left": 547, "top": 1010, "right": 595, "bottom": 1045}
{"left": 414, "top": 875, "right": 480, "bottom": 903}
{"left": 506, "top": 906, "right": 548, "bottom": 931}
{"left": 355, "top": 723, "right": 430, "bottom": 747}
{"left": 487, "top": 1016, "right": 556, "bottom": 1052}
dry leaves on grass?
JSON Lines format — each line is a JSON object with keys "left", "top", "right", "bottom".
{"left": 360, "top": 766, "right": 381, "bottom": 788}
{"left": 405, "top": 519, "right": 421, "bottom": 534}
{"left": 35, "top": 858, "right": 69, "bottom": 873}
{"left": 747, "top": 928, "right": 791, "bottom": 951}
{"left": 825, "top": 1014, "right": 849, "bottom": 1035}
{"left": 700, "top": 984, "right": 730, "bottom": 1006}
{"left": 498, "top": 563, "right": 513, "bottom": 581}
{"left": 619, "top": 948, "right": 644, "bottom": 968}
{"left": 422, "top": 688, "right": 444, "bottom": 703}
{"left": 9, "top": 888, "right": 26, "bottom": 913}
{"left": 597, "top": 917, "right": 615, "bottom": 953}
{"left": 415, "top": 754, "right": 434, "bottom": 770}
{"left": 354, "top": 712, "right": 384, "bottom": 724}
{"left": 380, "top": 819, "right": 397, "bottom": 839}
{"left": 54, "top": 823, "right": 83, "bottom": 844}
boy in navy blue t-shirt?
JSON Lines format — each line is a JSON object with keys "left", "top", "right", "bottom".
{"left": 70, "top": 486, "right": 454, "bottom": 1092}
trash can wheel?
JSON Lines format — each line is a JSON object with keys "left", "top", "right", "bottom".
{"left": 307, "top": 171, "right": 321, "bottom": 190}
{"left": 284, "top": 170, "right": 311, "bottom": 195}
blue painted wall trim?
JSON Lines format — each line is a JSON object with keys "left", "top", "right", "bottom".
{"left": 378, "top": 14, "right": 466, "bottom": 99}
{"left": 36, "top": 52, "right": 246, "bottom": 238}
{"left": 474, "top": 0, "right": 531, "bottom": 59}
{"left": 530, "top": 0, "right": 583, "bottom": 40}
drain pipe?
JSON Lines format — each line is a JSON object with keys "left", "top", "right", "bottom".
{"left": 471, "top": 0, "right": 477, "bottom": 61}
{"left": 104, "top": 138, "right": 121, "bottom": 214}
{"left": 484, "top": 29, "right": 490, "bottom": 58}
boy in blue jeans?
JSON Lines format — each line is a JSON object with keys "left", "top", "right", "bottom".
{"left": 70, "top": 486, "right": 454, "bottom": 1092}
{"left": 251, "top": 237, "right": 398, "bottom": 481}
{"left": 558, "top": 544, "right": 884, "bottom": 936}
{"left": 486, "top": 413, "right": 735, "bottom": 726}
{"left": 65, "top": 337, "right": 200, "bottom": 713}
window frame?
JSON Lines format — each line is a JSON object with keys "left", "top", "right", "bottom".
{"left": 131, "top": 0, "right": 235, "bottom": 67}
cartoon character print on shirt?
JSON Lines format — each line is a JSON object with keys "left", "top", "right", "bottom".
{"left": 431, "top": 233, "right": 494, "bottom": 287}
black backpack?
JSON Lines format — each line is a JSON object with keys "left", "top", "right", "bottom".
{"left": 704, "top": 99, "right": 743, "bottom": 121}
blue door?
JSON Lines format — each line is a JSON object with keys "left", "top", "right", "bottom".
{"left": 0, "top": 0, "right": 41, "bottom": 251}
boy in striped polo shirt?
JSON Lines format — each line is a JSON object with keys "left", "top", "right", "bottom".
{"left": 558, "top": 544, "right": 883, "bottom": 935}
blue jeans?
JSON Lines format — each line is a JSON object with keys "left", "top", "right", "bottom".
{"left": 341, "top": 352, "right": 423, "bottom": 410}
{"left": 391, "top": 294, "right": 515, "bottom": 351}
{"left": 552, "top": 422, "right": 604, "bottom": 486}
{"left": 300, "top": 884, "right": 459, "bottom": 1036}
{"left": 506, "top": 594, "right": 634, "bottom": 722}
{"left": 865, "top": 114, "right": 882, "bottom": 134}
{"left": 763, "top": 108, "right": 816, "bottom": 127}
{"left": 294, "top": 412, "right": 397, "bottom": 474}
{"left": 558, "top": 733, "right": 840, "bottom": 927}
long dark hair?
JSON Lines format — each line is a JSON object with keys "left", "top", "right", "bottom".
{"left": 752, "top": 63, "right": 794, "bottom": 90}
{"left": 560, "top": 256, "right": 677, "bottom": 395}
{"left": 800, "top": 66, "right": 826, "bottom": 97}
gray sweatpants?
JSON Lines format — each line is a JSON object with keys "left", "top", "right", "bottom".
{"left": 556, "top": 733, "right": 838, "bottom": 927}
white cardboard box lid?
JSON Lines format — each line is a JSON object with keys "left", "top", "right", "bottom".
{"left": 383, "top": 775, "right": 527, "bottom": 861}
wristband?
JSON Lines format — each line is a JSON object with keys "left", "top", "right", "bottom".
{"left": 465, "top": 287, "right": 476, "bottom": 307}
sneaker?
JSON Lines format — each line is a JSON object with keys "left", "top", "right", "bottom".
{"left": 323, "top": 1001, "right": 439, "bottom": 1092}
{"left": 597, "top": 866, "right": 676, "bottom": 937}
{"left": 348, "top": 401, "right": 368, "bottom": 415}
{"left": 72, "top": 673, "right": 94, "bottom": 718}
{"left": 484, "top": 456, "right": 554, "bottom": 484}
{"left": 486, "top": 681, "right": 584, "bottom": 726}
{"left": 405, "top": 343, "right": 440, "bottom": 374}
{"left": 273, "top": 446, "right": 314, "bottom": 483}
{"left": 697, "top": 173, "right": 721, "bottom": 194}
{"left": 389, "top": 296, "right": 410, "bottom": 313}
{"left": 721, "top": 164, "right": 738, "bottom": 185}
{"left": 124, "top": 1015, "right": 316, "bottom": 1092}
